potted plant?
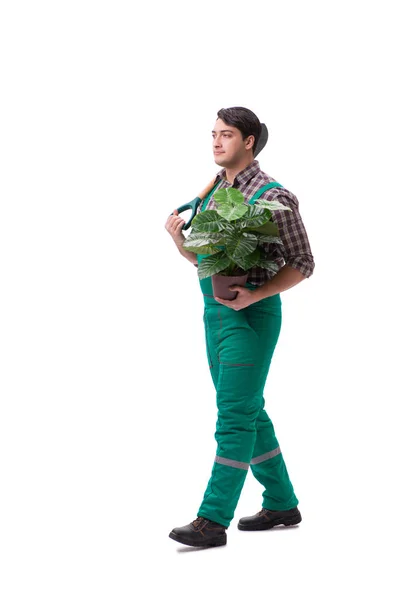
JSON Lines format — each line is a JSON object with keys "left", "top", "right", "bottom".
{"left": 182, "top": 187, "right": 292, "bottom": 300}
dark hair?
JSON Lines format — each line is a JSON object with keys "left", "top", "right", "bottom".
{"left": 217, "top": 107, "right": 262, "bottom": 156}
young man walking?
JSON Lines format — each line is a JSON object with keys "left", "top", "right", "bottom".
{"left": 165, "top": 106, "right": 315, "bottom": 548}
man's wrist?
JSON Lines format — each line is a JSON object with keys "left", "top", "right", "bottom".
{"left": 175, "top": 237, "right": 188, "bottom": 255}
{"left": 174, "top": 235, "right": 185, "bottom": 249}
{"left": 175, "top": 237, "right": 198, "bottom": 264}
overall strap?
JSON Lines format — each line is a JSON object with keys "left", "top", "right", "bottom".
{"left": 200, "top": 180, "right": 223, "bottom": 212}
{"left": 248, "top": 182, "right": 283, "bottom": 206}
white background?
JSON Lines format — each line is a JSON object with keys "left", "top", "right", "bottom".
{"left": 1, "top": 1, "right": 399, "bottom": 598}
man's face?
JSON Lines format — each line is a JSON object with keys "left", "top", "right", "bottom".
{"left": 212, "top": 118, "right": 254, "bottom": 167}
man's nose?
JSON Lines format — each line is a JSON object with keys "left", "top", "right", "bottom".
{"left": 214, "top": 136, "right": 222, "bottom": 148}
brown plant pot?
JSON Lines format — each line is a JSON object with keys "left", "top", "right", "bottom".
{"left": 211, "top": 272, "right": 249, "bottom": 300}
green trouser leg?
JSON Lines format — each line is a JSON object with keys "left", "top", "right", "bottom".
{"left": 197, "top": 280, "right": 298, "bottom": 528}
{"left": 244, "top": 297, "right": 298, "bottom": 512}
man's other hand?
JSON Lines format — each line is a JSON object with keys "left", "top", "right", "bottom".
{"left": 214, "top": 286, "right": 258, "bottom": 310}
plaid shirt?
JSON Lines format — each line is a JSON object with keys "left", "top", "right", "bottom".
{"left": 196, "top": 159, "right": 315, "bottom": 286}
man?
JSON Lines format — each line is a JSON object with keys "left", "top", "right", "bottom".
{"left": 165, "top": 106, "right": 315, "bottom": 548}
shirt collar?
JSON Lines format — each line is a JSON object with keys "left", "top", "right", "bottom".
{"left": 216, "top": 159, "right": 261, "bottom": 186}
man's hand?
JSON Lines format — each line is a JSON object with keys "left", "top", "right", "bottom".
{"left": 165, "top": 209, "right": 198, "bottom": 265}
{"left": 165, "top": 209, "right": 186, "bottom": 246}
{"left": 214, "top": 286, "right": 258, "bottom": 310}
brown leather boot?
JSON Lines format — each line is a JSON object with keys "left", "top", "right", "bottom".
{"left": 169, "top": 516, "right": 227, "bottom": 547}
{"left": 238, "top": 507, "right": 302, "bottom": 531}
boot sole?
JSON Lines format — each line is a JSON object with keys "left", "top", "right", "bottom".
{"left": 169, "top": 531, "right": 227, "bottom": 547}
{"left": 237, "top": 514, "right": 302, "bottom": 531}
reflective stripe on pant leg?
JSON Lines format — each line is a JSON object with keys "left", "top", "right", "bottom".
{"left": 251, "top": 446, "right": 281, "bottom": 464}
{"left": 215, "top": 455, "right": 249, "bottom": 470}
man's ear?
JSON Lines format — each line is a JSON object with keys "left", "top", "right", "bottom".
{"left": 245, "top": 135, "right": 255, "bottom": 151}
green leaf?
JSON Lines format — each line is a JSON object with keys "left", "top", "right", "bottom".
{"left": 211, "top": 187, "right": 249, "bottom": 221}
{"left": 256, "top": 257, "right": 280, "bottom": 274}
{"left": 216, "top": 202, "right": 248, "bottom": 222}
{"left": 234, "top": 248, "right": 261, "bottom": 271}
{"left": 225, "top": 231, "right": 258, "bottom": 260}
{"left": 192, "top": 210, "right": 227, "bottom": 233}
{"left": 213, "top": 187, "right": 245, "bottom": 206}
{"left": 197, "top": 252, "right": 232, "bottom": 280}
{"left": 245, "top": 221, "right": 280, "bottom": 236}
{"left": 183, "top": 231, "right": 223, "bottom": 247}
{"left": 240, "top": 205, "right": 272, "bottom": 229}
{"left": 256, "top": 199, "right": 292, "bottom": 212}
{"left": 185, "top": 244, "right": 221, "bottom": 255}
{"left": 253, "top": 233, "right": 284, "bottom": 245}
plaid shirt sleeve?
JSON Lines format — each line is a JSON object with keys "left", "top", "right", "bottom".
{"left": 258, "top": 190, "right": 315, "bottom": 278}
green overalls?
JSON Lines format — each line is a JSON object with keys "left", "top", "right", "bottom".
{"left": 196, "top": 181, "right": 299, "bottom": 528}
